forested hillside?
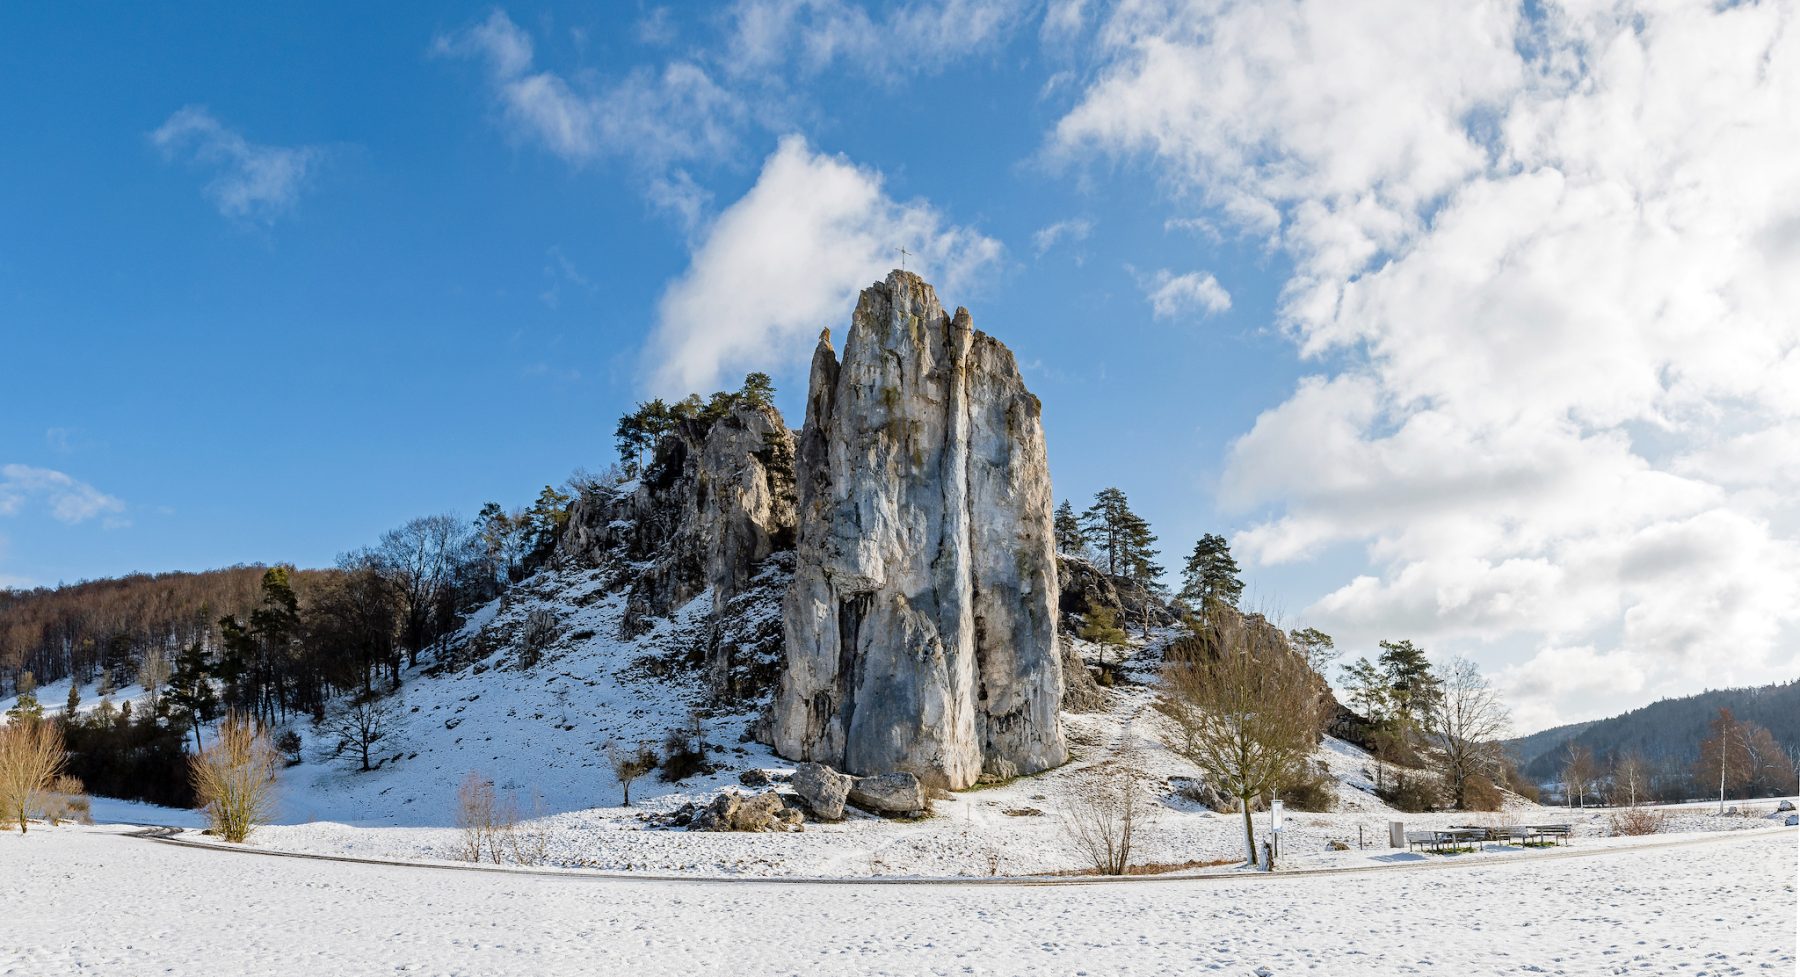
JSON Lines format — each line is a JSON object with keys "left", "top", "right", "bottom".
{"left": 0, "top": 568, "right": 330, "bottom": 690}
{"left": 1508, "top": 680, "right": 1800, "bottom": 782}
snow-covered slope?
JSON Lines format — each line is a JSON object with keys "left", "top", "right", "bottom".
{"left": 273, "top": 559, "right": 789, "bottom": 827}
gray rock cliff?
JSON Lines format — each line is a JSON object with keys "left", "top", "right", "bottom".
{"left": 558, "top": 401, "right": 796, "bottom": 697}
{"left": 771, "top": 271, "right": 1066, "bottom": 788}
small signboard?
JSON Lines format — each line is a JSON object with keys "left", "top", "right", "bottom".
{"left": 1270, "top": 799, "right": 1286, "bottom": 833}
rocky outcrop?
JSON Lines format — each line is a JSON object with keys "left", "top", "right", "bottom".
{"left": 1058, "top": 553, "right": 1178, "bottom": 631}
{"left": 771, "top": 272, "right": 1066, "bottom": 789}
{"left": 558, "top": 402, "right": 796, "bottom": 697}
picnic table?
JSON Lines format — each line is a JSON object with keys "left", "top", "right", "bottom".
{"left": 1405, "top": 827, "right": 1487, "bottom": 853}
{"left": 1403, "top": 823, "right": 1575, "bottom": 854}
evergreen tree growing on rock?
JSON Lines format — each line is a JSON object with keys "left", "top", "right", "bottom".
{"left": 1080, "top": 488, "right": 1159, "bottom": 580}
{"left": 1180, "top": 533, "right": 1244, "bottom": 611}
{"left": 1053, "top": 500, "right": 1086, "bottom": 557}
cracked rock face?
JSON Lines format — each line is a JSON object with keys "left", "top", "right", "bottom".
{"left": 772, "top": 270, "right": 1066, "bottom": 788}
{"left": 558, "top": 401, "right": 796, "bottom": 697}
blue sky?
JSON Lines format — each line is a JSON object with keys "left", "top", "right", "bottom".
{"left": 3, "top": 1, "right": 1796, "bottom": 731}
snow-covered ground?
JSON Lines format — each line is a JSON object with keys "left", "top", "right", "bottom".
{"left": 3, "top": 823, "right": 1792, "bottom": 976}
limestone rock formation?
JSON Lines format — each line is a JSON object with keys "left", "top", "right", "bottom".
{"left": 772, "top": 270, "right": 1066, "bottom": 788}
{"left": 558, "top": 401, "right": 796, "bottom": 697}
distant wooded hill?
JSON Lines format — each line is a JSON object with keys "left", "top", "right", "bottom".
{"left": 1505, "top": 679, "right": 1800, "bottom": 782}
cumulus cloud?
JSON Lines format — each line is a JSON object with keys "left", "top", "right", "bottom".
{"left": 434, "top": 10, "right": 744, "bottom": 169}
{"left": 646, "top": 135, "right": 1002, "bottom": 395}
{"left": 151, "top": 107, "right": 325, "bottom": 222}
{"left": 1141, "top": 268, "right": 1230, "bottom": 319}
{"left": 1056, "top": 0, "right": 1800, "bottom": 726}
{"left": 1032, "top": 218, "right": 1092, "bottom": 255}
{"left": 0, "top": 465, "right": 127, "bottom": 526}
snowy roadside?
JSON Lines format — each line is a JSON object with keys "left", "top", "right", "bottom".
{"left": 5, "top": 822, "right": 1793, "bottom": 977}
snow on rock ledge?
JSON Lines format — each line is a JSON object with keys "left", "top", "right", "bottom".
{"left": 772, "top": 270, "right": 1067, "bottom": 788}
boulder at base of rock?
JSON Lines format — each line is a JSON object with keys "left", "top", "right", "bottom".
{"left": 688, "top": 791, "right": 804, "bottom": 832}
{"left": 792, "top": 762, "right": 853, "bottom": 821}
{"left": 738, "top": 769, "right": 773, "bottom": 788}
{"left": 1776, "top": 799, "right": 1795, "bottom": 812}
{"left": 848, "top": 772, "right": 927, "bottom": 816}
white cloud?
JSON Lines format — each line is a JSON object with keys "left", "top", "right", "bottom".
{"left": 0, "top": 464, "right": 127, "bottom": 526}
{"left": 725, "top": 0, "right": 1031, "bottom": 81}
{"left": 151, "top": 107, "right": 325, "bottom": 222}
{"left": 434, "top": 10, "right": 743, "bottom": 169}
{"left": 1056, "top": 0, "right": 1800, "bottom": 727}
{"left": 1142, "top": 268, "right": 1230, "bottom": 319}
{"left": 646, "top": 135, "right": 1002, "bottom": 395}
{"left": 1032, "top": 217, "right": 1092, "bottom": 256}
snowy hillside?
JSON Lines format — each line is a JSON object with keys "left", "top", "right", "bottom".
{"left": 273, "top": 558, "right": 788, "bottom": 827}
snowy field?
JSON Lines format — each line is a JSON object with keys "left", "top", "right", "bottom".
{"left": 3, "top": 823, "right": 1792, "bottom": 976}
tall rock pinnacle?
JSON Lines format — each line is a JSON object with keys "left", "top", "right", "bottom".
{"left": 772, "top": 270, "right": 1067, "bottom": 788}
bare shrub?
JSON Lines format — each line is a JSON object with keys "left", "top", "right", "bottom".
{"left": 1379, "top": 772, "right": 1441, "bottom": 812}
{"left": 40, "top": 774, "right": 91, "bottom": 826}
{"left": 456, "top": 771, "right": 497, "bottom": 862}
{"left": 1608, "top": 806, "right": 1670, "bottom": 836}
{"left": 1461, "top": 773, "right": 1506, "bottom": 812}
{"left": 0, "top": 719, "right": 67, "bottom": 833}
{"left": 1060, "top": 745, "right": 1155, "bottom": 876}
{"left": 1278, "top": 760, "right": 1338, "bottom": 812}
{"left": 658, "top": 711, "right": 710, "bottom": 782}
{"left": 503, "top": 790, "right": 552, "bottom": 866}
{"left": 608, "top": 740, "right": 659, "bottom": 807}
{"left": 454, "top": 771, "right": 518, "bottom": 864}
{"left": 190, "top": 713, "right": 279, "bottom": 843}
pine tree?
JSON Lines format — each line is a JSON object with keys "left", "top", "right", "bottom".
{"left": 1289, "top": 627, "right": 1337, "bottom": 675}
{"left": 1179, "top": 534, "right": 1244, "bottom": 611}
{"left": 1076, "top": 599, "right": 1130, "bottom": 665}
{"left": 1122, "top": 514, "right": 1165, "bottom": 637}
{"left": 7, "top": 672, "right": 42, "bottom": 724}
{"left": 65, "top": 682, "right": 80, "bottom": 717}
{"left": 1053, "top": 500, "right": 1085, "bottom": 557}
{"left": 165, "top": 642, "right": 217, "bottom": 753}
{"left": 1080, "top": 488, "right": 1139, "bottom": 576}
{"left": 739, "top": 372, "right": 776, "bottom": 408}
{"left": 1377, "top": 639, "right": 1440, "bottom": 731}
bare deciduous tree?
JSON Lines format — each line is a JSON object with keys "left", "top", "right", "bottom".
{"left": 1428, "top": 656, "right": 1511, "bottom": 810}
{"left": 1059, "top": 742, "right": 1155, "bottom": 876}
{"left": 0, "top": 719, "right": 66, "bottom": 833}
{"left": 1159, "top": 612, "right": 1326, "bottom": 866}
{"left": 323, "top": 694, "right": 395, "bottom": 772}
{"left": 608, "top": 740, "right": 658, "bottom": 807}
{"left": 1612, "top": 751, "right": 1650, "bottom": 808}
{"left": 190, "top": 712, "right": 279, "bottom": 843}
{"left": 136, "top": 647, "right": 171, "bottom": 716}
{"left": 1562, "top": 744, "right": 1597, "bottom": 808}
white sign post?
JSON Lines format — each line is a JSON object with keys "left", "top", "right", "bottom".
{"left": 1269, "top": 800, "right": 1285, "bottom": 865}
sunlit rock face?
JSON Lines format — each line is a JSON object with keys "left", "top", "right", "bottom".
{"left": 772, "top": 270, "right": 1066, "bottom": 788}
